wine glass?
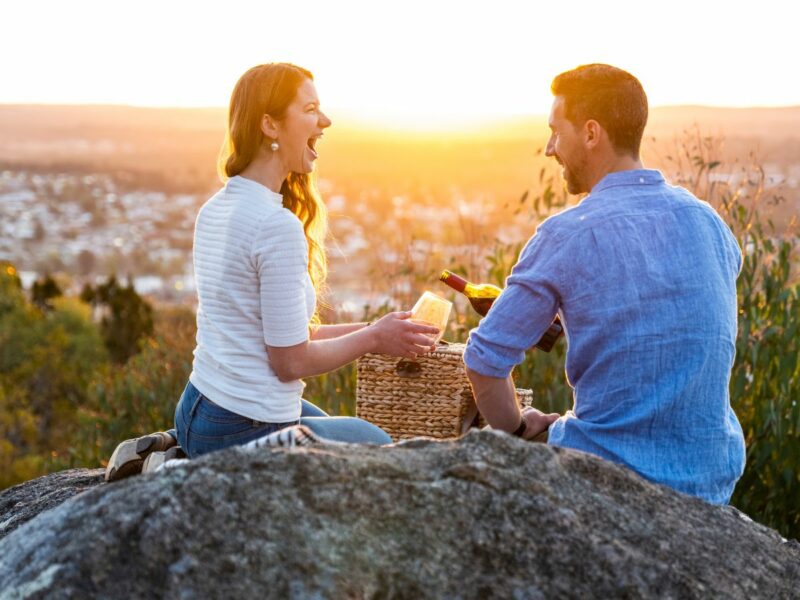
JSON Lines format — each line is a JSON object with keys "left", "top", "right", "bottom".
{"left": 410, "top": 291, "right": 452, "bottom": 345}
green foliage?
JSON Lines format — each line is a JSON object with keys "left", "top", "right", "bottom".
{"left": 75, "top": 307, "right": 195, "bottom": 467}
{"left": 730, "top": 223, "right": 799, "bottom": 537}
{"left": 658, "top": 131, "right": 800, "bottom": 539}
{"left": 0, "top": 262, "right": 24, "bottom": 315}
{"left": 81, "top": 276, "right": 155, "bottom": 363}
{"left": 30, "top": 274, "right": 62, "bottom": 312}
{"left": 0, "top": 266, "right": 109, "bottom": 488}
{"left": 304, "top": 364, "right": 357, "bottom": 417}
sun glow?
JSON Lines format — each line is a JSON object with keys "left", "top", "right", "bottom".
{"left": 2, "top": 0, "right": 798, "bottom": 127}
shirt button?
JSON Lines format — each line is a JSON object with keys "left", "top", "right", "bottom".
{"left": 639, "top": 177, "right": 645, "bottom": 183}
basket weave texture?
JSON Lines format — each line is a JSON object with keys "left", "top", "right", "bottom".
{"left": 356, "top": 342, "right": 532, "bottom": 442}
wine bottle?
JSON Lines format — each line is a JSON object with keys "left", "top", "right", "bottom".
{"left": 439, "top": 270, "right": 563, "bottom": 352}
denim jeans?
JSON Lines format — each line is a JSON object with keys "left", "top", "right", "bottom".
{"left": 174, "top": 381, "right": 391, "bottom": 458}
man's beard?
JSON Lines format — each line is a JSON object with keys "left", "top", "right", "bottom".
{"left": 561, "top": 154, "right": 588, "bottom": 194}
{"left": 564, "top": 167, "right": 582, "bottom": 194}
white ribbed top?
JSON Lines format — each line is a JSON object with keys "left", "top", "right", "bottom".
{"left": 189, "top": 175, "right": 315, "bottom": 423}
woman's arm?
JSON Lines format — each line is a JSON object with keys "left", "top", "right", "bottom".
{"left": 268, "top": 311, "right": 439, "bottom": 382}
{"left": 310, "top": 322, "right": 369, "bottom": 340}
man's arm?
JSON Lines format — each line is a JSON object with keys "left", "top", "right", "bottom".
{"left": 466, "top": 370, "right": 520, "bottom": 431}
{"left": 462, "top": 228, "right": 563, "bottom": 438}
{"left": 466, "top": 368, "right": 558, "bottom": 440}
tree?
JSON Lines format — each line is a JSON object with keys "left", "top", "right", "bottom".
{"left": 78, "top": 306, "right": 196, "bottom": 467}
{"left": 0, "top": 267, "right": 109, "bottom": 488}
{"left": 31, "top": 275, "right": 63, "bottom": 312}
{"left": 82, "top": 276, "right": 154, "bottom": 363}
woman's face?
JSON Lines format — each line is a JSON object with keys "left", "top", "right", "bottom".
{"left": 275, "top": 78, "right": 332, "bottom": 174}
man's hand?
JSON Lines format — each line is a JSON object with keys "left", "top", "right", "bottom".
{"left": 466, "top": 367, "right": 562, "bottom": 439}
{"left": 521, "top": 408, "right": 560, "bottom": 441}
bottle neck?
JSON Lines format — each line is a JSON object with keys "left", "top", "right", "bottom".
{"left": 439, "top": 270, "right": 467, "bottom": 294}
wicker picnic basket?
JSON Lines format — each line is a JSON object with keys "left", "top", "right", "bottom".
{"left": 356, "top": 342, "right": 533, "bottom": 442}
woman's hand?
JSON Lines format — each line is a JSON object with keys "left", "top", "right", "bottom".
{"left": 369, "top": 311, "right": 440, "bottom": 358}
{"left": 521, "top": 407, "right": 560, "bottom": 441}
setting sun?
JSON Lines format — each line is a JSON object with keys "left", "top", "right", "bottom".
{"left": 2, "top": 0, "right": 798, "bottom": 129}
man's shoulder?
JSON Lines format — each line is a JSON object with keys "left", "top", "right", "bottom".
{"left": 531, "top": 173, "right": 729, "bottom": 242}
{"left": 538, "top": 198, "right": 586, "bottom": 228}
{"left": 535, "top": 198, "right": 601, "bottom": 243}
{"left": 662, "top": 184, "right": 735, "bottom": 231}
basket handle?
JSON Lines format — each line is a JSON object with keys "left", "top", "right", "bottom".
{"left": 395, "top": 359, "right": 422, "bottom": 378}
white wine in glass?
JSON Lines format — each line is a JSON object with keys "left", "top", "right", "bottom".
{"left": 410, "top": 291, "right": 451, "bottom": 345}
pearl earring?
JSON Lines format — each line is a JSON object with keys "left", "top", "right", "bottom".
{"left": 270, "top": 141, "right": 279, "bottom": 152}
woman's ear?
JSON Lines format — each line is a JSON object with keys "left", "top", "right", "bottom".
{"left": 261, "top": 114, "right": 279, "bottom": 138}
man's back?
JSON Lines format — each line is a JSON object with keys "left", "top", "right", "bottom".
{"left": 464, "top": 169, "right": 745, "bottom": 503}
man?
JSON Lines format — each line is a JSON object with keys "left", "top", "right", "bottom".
{"left": 463, "top": 64, "right": 745, "bottom": 504}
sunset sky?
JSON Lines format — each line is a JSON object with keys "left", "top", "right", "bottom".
{"left": 3, "top": 0, "right": 799, "bottom": 128}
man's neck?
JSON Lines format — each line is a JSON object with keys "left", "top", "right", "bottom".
{"left": 586, "top": 154, "right": 644, "bottom": 192}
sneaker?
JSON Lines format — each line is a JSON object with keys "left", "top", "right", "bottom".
{"left": 142, "top": 445, "right": 187, "bottom": 474}
{"left": 104, "top": 431, "right": 177, "bottom": 482}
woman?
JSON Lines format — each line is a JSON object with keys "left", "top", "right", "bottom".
{"left": 105, "top": 63, "right": 438, "bottom": 480}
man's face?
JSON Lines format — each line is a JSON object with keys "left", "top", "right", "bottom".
{"left": 545, "top": 96, "right": 588, "bottom": 194}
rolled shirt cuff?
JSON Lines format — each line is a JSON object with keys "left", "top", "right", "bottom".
{"left": 463, "top": 333, "right": 518, "bottom": 378}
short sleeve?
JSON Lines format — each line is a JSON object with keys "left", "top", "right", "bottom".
{"left": 253, "top": 211, "right": 311, "bottom": 347}
{"left": 463, "top": 228, "right": 562, "bottom": 377}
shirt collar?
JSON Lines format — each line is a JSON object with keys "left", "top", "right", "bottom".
{"left": 591, "top": 169, "right": 665, "bottom": 194}
{"left": 226, "top": 175, "right": 284, "bottom": 207}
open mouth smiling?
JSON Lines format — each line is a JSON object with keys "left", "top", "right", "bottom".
{"left": 306, "top": 133, "right": 322, "bottom": 159}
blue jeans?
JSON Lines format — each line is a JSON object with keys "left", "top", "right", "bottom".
{"left": 174, "top": 381, "right": 391, "bottom": 458}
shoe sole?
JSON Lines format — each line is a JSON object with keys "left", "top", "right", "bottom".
{"left": 105, "top": 438, "right": 145, "bottom": 482}
{"left": 105, "top": 434, "right": 176, "bottom": 482}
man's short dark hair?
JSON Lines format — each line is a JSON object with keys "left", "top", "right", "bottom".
{"left": 551, "top": 64, "right": 648, "bottom": 158}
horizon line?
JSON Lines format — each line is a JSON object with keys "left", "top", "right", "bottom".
{"left": 1, "top": 101, "right": 799, "bottom": 114}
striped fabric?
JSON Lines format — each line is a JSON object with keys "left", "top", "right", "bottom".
{"left": 189, "top": 175, "right": 316, "bottom": 423}
{"left": 155, "top": 425, "right": 333, "bottom": 472}
{"left": 243, "top": 424, "right": 337, "bottom": 450}
{"left": 157, "top": 457, "right": 188, "bottom": 472}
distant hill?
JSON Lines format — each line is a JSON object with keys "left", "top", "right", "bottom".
{"left": 0, "top": 105, "right": 227, "bottom": 192}
{"left": 0, "top": 103, "right": 798, "bottom": 194}
{"left": 2, "top": 103, "right": 798, "bottom": 145}
{"left": 647, "top": 105, "right": 800, "bottom": 139}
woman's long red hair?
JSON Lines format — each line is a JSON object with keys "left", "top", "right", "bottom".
{"left": 218, "top": 63, "right": 327, "bottom": 322}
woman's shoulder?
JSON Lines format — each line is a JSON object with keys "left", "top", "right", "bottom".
{"left": 248, "top": 207, "right": 306, "bottom": 259}
{"left": 199, "top": 184, "right": 292, "bottom": 221}
{"left": 196, "top": 179, "right": 302, "bottom": 236}
{"left": 258, "top": 205, "right": 304, "bottom": 234}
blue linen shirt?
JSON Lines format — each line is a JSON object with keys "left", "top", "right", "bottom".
{"left": 463, "top": 169, "right": 745, "bottom": 504}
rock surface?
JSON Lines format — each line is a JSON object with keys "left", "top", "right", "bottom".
{"left": 0, "top": 468, "right": 104, "bottom": 541}
{"left": 0, "top": 431, "right": 798, "bottom": 599}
